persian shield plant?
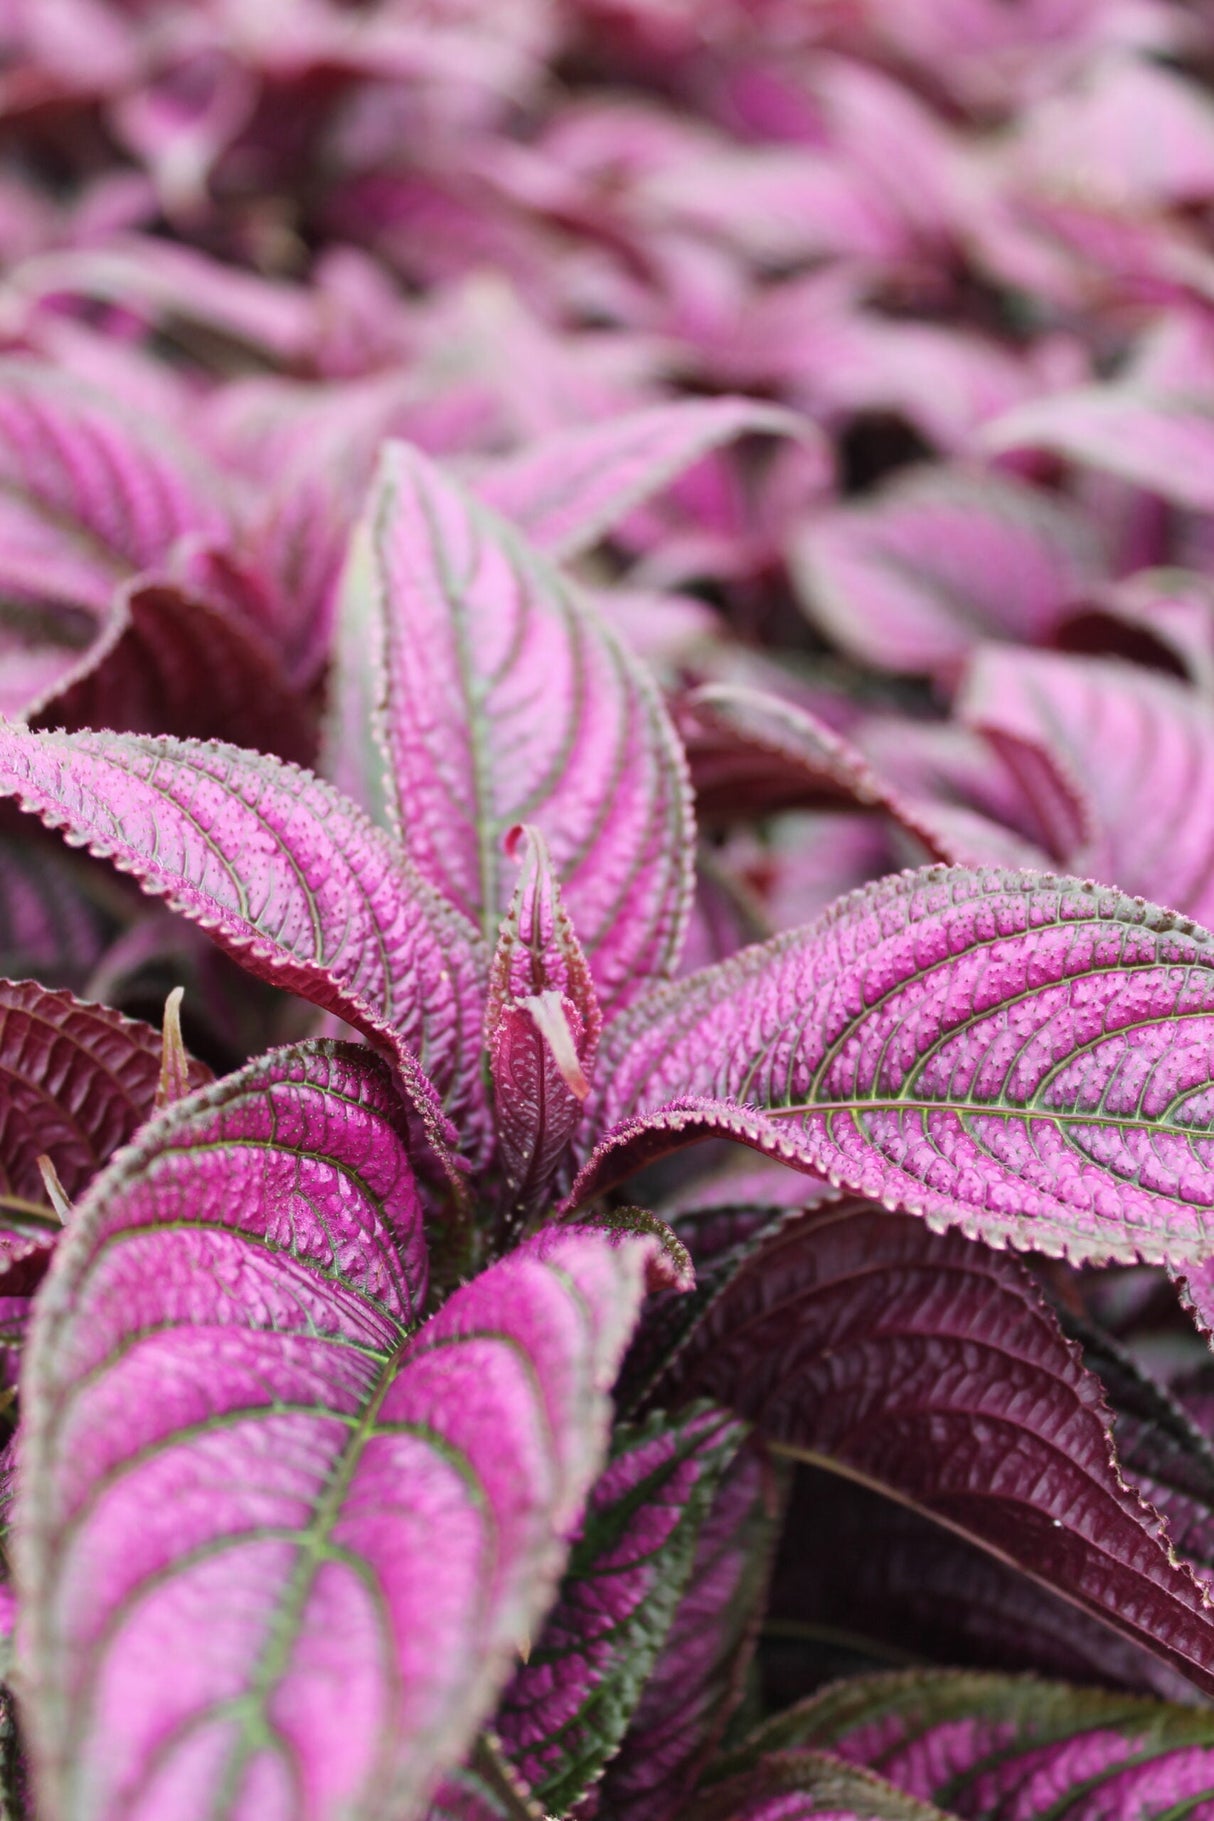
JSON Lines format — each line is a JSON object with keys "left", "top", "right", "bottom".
{"left": 4, "top": 444, "right": 1214, "bottom": 1819}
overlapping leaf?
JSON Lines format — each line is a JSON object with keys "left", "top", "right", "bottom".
{"left": 738, "top": 1669, "right": 1214, "bottom": 1820}
{"left": 648, "top": 1204, "right": 1214, "bottom": 1696}
{"left": 791, "top": 469, "right": 1101, "bottom": 676}
{"left": 324, "top": 442, "right": 694, "bottom": 1014}
{"left": 495, "top": 1404, "right": 744, "bottom": 1813}
{"left": 960, "top": 647, "right": 1214, "bottom": 926}
{"left": 985, "top": 387, "right": 1214, "bottom": 512}
{"left": 18, "top": 1041, "right": 653, "bottom": 1821}
{"left": 0, "top": 977, "right": 208, "bottom": 1283}
{"left": 581, "top": 865, "right": 1214, "bottom": 1265}
{"left": 697, "top": 1752, "right": 953, "bottom": 1821}
{"left": 595, "top": 1442, "right": 781, "bottom": 1821}
{"left": 0, "top": 725, "right": 488, "bottom": 1145}
{"left": 472, "top": 398, "right": 803, "bottom": 561}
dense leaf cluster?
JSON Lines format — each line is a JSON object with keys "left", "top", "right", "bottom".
{"left": 4, "top": 3, "right": 1214, "bottom": 1817}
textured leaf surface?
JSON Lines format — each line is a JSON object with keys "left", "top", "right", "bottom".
{"left": 496, "top": 1404, "right": 743, "bottom": 1813}
{"left": 473, "top": 398, "right": 802, "bottom": 561}
{"left": 0, "top": 977, "right": 208, "bottom": 1281}
{"left": 0, "top": 725, "right": 488, "bottom": 1143}
{"left": 743, "top": 1669, "right": 1214, "bottom": 1820}
{"left": 697, "top": 1752, "right": 954, "bottom": 1821}
{"left": 325, "top": 442, "right": 693, "bottom": 1015}
{"left": 18, "top": 1042, "right": 652, "bottom": 1821}
{"left": 960, "top": 648, "right": 1214, "bottom": 927}
{"left": 585, "top": 865, "right": 1214, "bottom": 1265}
{"left": 651, "top": 1204, "right": 1214, "bottom": 1697}
{"left": 596, "top": 1442, "right": 780, "bottom": 1821}
{"left": 486, "top": 827, "right": 601, "bottom": 1229}
{"left": 791, "top": 470, "right": 1100, "bottom": 676}
{"left": 985, "top": 388, "right": 1214, "bottom": 512}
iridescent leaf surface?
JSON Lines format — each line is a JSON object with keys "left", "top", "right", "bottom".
{"left": 742, "top": 1669, "right": 1214, "bottom": 1820}
{"left": 0, "top": 725, "right": 488, "bottom": 1145}
{"left": 496, "top": 1404, "right": 744, "bottom": 1813}
{"left": 18, "top": 1042, "right": 653, "bottom": 1821}
{"left": 960, "top": 647, "right": 1214, "bottom": 926}
{"left": 585, "top": 865, "right": 1214, "bottom": 1265}
{"left": 325, "top": 442, "right": 694, "bottom": 1015}
{"left": 792, "top": 469, "right": 1101, "bottom": 676}
{"left": 648, "top": 1205, "right": 1214, "bottom": 1696}
{"left": 473, "top": 398, "right": 802, "bottom": 561}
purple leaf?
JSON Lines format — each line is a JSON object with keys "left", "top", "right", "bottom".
{"left": 960, "top": 648, "right": 1214, "bottom": 925}
{"left": 1054, "top": 570, "right": 1214, "bottom": 693}
{"left": 792, "top": 469, "right": 1101, "bottom": 677}
{"left": 486, "top": 827, "right": 601, "bottom": 1229}
{"left": 596, "top": 1442, "right": 781, "bottom": 1821}
{"left": 27, "top": 577, "right": 313, "bottom": 765}
{"left": 0, "top": 359, "right": 230, "bottom": 593}
{"left": 473, "top": 398, "right": 804, "bottom": 561}
{"left": 694, "top": 1752, "right": 953, "bottom": 1821}
{"left": 581, "top": 865, "right": 1214, "bottom": 1266}
{"left": 0, "top": 831, "right": 111, "bottom": 991}
{"left": 651, "top": 1204, "right": 1214, "bottom": 1697}
{"left": 0, "top": 976, "right": 209, "bottom": 1284}
{"left": 495, "top": 1404, "right": 744, "bottom": 1812}
{"left": 0, "top": 724, "right": 489, "bottom": 1150}
{"left": 324, "top": 441, "right": 694, "bottom": 1014}
{"left": 744, "top": 1669, "right": 1214, "bottom": 1818}
{"left": 984, "top": 388, "right": 1214, "bottom": 512}
{"left": 17, "top": 1041, "right": 654, "bottom": 1821}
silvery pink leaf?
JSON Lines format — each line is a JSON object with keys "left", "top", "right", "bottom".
{"left": 325, "top": 442, "right": 693, "bottom": 1015}
{"left": 1056, "top": 570, "right": 1214, "bottom": 694}
{"left": 472, "top": 398, "right": 804, "bottom": 562}
{"left": 0, "top": 977, "right": 209, "bottom": 1284}
{"left": 1012, "top": 55, "right": 1214, "bottom": 211}
{"left": 984, "top": 388, "right": 1214, "bottom": 512}
{"left": 854, "top": 718, "right": 1072, "bottom": 870}
{"left": 0, "top": 725, "right": 489, "bottom": 1149}
{"left": 486, "top": 826, "right": 602, "bottom": 1226}
{"left": 25, "top": 577, "right": 312, "bottom": 765}
{"left": 496, "top": 1404, "right": 744, "bottom": 1813}
{"left": 694, "top": 1752, "right": 952, "bottom": 1821}
{"left": 682, "top": 686, "right": 1047, "bottom": 867}
{"left": 18, "top": 1042, "right": 654, "bottom": 1821}
{"left": 0, "top": 832, "right": 111, "bottom": 990}
{"left": 652, "top": 1205, "right": 1214, "bottom": 1695}
{"left": 792, "top": 468, "right": 1102, "bottom": 677}
{"left": 959, "top": 648, "right": 1214, "bottom": 924}
{"left": 596, "top": 1442, "right": 780, "bottom": 1821}
{"left": 581, "top": 866, "right": 1214, "bottom": 1266}
{"left": 748, "top": 1669, "right": 1214, "bottom": 1819}
{"left": 0, "top": 358, "right": 231, "bottom": 608}
{"left": 735, "top": 816, "right": 897, "bottom": 941}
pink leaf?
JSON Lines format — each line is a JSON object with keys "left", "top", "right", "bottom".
{"left": 473, "top": 398, "right": 805, "bottom": 561}
{"left": 579, "top": 866, "right": 1214, "bottom": 1266}
{"left": 17, "top": 1042, "right": 653, "bottom": 1821}
{"left": 792, "top": 468, "right": 1102, "bottom": 677}
{"left": 325, "top": 442, "right": 694, "bottom": 1015}
{"left": 984, "top": 388, "right": 1214, "bottom": 513}
{"left": 0, "top": 725, "right": 489, "bottom": 1150}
